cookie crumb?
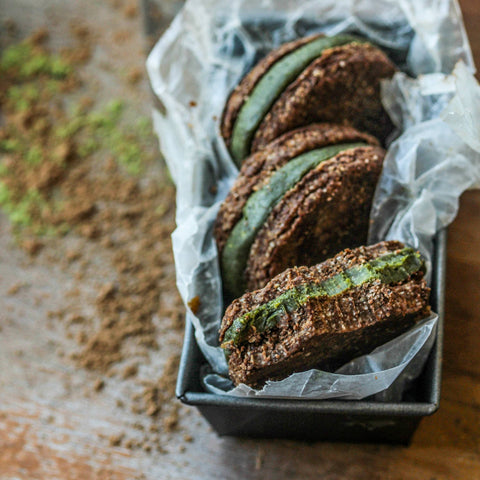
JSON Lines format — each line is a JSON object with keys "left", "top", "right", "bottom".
{"left": 187, "top": 296, "right": 200, "bottom": 314}
{"left": 127, "top": 67, "right": 143, "bottom": 85}
{"left": 93, "top": 378, "right": 105, "bottom": 392}
{"left": 124, "top": 2, "right": 138, "bottom": 18}
{"left": 21, "top": 239, "right": 44, "bottom": 256}
{"left": 7, "top": 282, "right": 25, "bottom": 296}
{"left": 108, "top": 432, "right": 124, "bottom": 447}
{"left": 122, "top": 364, "right": 138, "bottom": 379}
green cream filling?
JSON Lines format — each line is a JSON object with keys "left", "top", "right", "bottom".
{"left": 221, "top": 247, "right": 425, "bottom": 348}
{"left": 221, "top": 142, "right": 366, "bottom": 299}
{"left": 229, "top": 34, "right": 364, "bottom": 165}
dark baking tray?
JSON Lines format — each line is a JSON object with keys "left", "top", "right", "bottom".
{"left": 176, "top": 229, "right": 446, "bottom": 444}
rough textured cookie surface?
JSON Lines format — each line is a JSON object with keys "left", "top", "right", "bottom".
{"left": 251, "top": 43, "right": 396, "bottom": 151}
{"left": 219, "top": 241, "right": 430, "bottom": 388}
{"left": 244, "top": 145, "right": 385, "bottom": 291}
{"left": 214, "top": 123, "right": 378, "bottom": 254}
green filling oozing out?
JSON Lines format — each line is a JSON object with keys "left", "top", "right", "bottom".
{"left": 229, "top": 34, "right": 364, "bottom": 165}
{"left": 221, "top": 142, "right": 367, "bottom": 299}
{"left": 221, "top": 247, "right": 425, "bottom": 348}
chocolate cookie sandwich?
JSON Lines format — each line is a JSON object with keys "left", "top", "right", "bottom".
{"left": 221, "top": 34, "right": 396, "bottom": 166}
{"left": 219, "top": 241, "right": 430, "bottom": 388}
{"left": 214, "top": 123, "right": 384, "bottom": 299}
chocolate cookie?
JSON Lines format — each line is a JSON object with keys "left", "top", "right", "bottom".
{"left": 221, "top": 34, "right": 322, "bottom": 149}
{"left": 221, "top": 34, "right": 395, "bottom": 165}
{"left": 214, "top": 123, "right": 383, "bottom": 299}
{"left": 219, "top": 241, "right": 430, "bottom": 388}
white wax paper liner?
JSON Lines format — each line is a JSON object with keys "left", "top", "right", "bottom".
{"left": 147, "top": 0, "right": 480, "bottom": 399}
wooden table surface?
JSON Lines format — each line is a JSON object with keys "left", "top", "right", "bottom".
{"left": 1, "top": 0, "right": 479, "bottom": 479}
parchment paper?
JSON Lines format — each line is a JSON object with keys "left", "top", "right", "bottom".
{"left": 147, "top": 0, "right": 480, "bottom": 399}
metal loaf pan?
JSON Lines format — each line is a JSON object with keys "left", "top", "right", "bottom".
{"left": 176, "top": 230, "right": 445, "bottom": 444}
{"left": 141, "top": 2, "right": 446, "bottom": 443}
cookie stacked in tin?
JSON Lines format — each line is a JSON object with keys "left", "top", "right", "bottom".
{"left": 214, "top": 34, "right": 430, "bottom": 387}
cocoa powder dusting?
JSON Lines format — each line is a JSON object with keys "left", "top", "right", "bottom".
{"left": 64, "top": 159, "right": 186, "bottom": 387}
{"left": 0, "top": 18, "right": 188, "bottom": 453}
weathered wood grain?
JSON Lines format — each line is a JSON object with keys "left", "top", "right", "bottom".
{"left": 0, "top": 0, "right": 479, "bottom": 479}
